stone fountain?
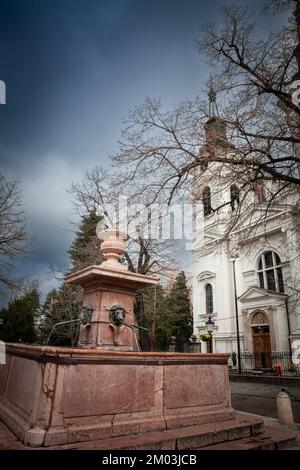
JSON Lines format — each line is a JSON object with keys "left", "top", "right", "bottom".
{"left": 67, "top": 227, "right": 159, "bottom": 351}
{"left": 0, "top": 228, "right": 265, "bottom": 449}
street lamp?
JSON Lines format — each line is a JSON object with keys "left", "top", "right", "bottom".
{"left": 205, "top": 316, "right": 215, "bottom": 352}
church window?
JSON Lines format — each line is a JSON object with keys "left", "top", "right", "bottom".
{"left": 257, "top": 251, "right": 284, "bottom": 293}
{"left": 251, "top": 311, "right": 269, "bottom": 326}
{"left": 255, "top": 181, "right": 265, "bottom": 204}
{"left": 205, "top": 283, "right": 213, "bottom": 314}
{"left": 203, "top": 186, "right": 212, "bottom": 216}
{"left": 230, "top": 185, "right": 240, "bottom": 211}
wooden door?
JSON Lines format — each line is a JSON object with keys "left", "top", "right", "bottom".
{"left": 252, "top": 325, "right": 271, "bottom": 368}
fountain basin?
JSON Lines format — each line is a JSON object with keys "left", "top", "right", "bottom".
{"left": 0, "top": 344, "right": 234, "bottom": 447}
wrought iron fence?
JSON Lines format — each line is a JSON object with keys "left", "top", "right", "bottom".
{"left": 230, "top": 352, "right": 300, "bottom": 377}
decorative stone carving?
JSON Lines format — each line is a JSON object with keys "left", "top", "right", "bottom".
{"left": 98, "top": 228, "right": 128, "bottom": 270}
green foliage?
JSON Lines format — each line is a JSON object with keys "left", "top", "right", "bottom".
{"left": 0, "top": 288, "right": 39, "bottom": 343}
{"left": 167, "top": 271, "right": 193, "bottom": 351}
{"left": 200, "top": 334, "right": 211, "bottom": 342}
{"left": 142, "top": 271, "right": 192, "bottom": 351}
{"left": 39, "top": 211, "right": 104, "bottom": 347}
{"left": 135, "top": 279, "right": 173, "bottom": 351}
{"left": 142, "top": 285, "right": 174, "bottom": 351}
{"left": 68, "top": 210, "right": 103, "bottom": 270}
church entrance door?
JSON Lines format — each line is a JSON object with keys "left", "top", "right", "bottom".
{"left": 251, "top": 311, "right": 271, "bottom": 368}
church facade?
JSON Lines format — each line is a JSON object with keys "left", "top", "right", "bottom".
{"left": 192, "top": 109, "right": 300, "bottom": 359}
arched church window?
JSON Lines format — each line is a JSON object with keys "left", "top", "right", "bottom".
{"left": 205, "top": 284, "right": 213, "bottom": 314}
{"left": 203, "top": 186, "right": 212, "bottom": 216}
{"left": 251, "top": 311, "right": 269, "bottom": 326}
{"left": 230, "top": 185, "right": 240, "bottom": 211}
{"left": 257, "top": 251, "right": 284, "bottom": 293}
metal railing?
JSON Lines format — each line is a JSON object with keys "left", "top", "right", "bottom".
{"left": 230, "top": 352, "right": 300, "bottom": 377}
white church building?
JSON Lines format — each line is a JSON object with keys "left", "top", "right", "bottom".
{"left": 192, "top": 94, "right": 300, "bottom": 359}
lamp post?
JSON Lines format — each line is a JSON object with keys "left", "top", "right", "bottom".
{"left": 206, "top": 316, "right": 215, "bottom": 353}
{"left": 229, "top": 257, "right": 242, "bottom": 374}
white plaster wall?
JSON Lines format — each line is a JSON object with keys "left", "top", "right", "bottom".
{"left": 192, "top": 179, "right": 300, "bottom": 353}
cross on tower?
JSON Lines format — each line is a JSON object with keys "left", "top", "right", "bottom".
{"left": 208, "top": 80, "right": 219, "bottom": 118}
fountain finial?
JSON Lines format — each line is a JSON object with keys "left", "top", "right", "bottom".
{"left": 98, "top": 227, "right": 128, "bottom": 270}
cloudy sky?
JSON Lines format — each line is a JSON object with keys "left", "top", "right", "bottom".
{"left": 0, "top": 0, "right": 287, "bottom": 302}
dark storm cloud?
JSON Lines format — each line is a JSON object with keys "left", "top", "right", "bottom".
{"left": 0, "top": 0, "right": 287, "bottom": 301}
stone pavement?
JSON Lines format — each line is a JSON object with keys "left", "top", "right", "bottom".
{"left": 230, "top": 381, "right": 300, "bottom": 423}
{"left": 261, "top": 416, "right": 300, "bottom": 450}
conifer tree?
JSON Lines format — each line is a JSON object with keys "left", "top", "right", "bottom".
{"left": 41, "top": 211, "right": 103, "bottom": 346}
{"left": 0, "top": 288, "right": 39, "bottom": 343}
{"left": 141, "top": 285, "right": 174, "bottom": 351}
{"left": 68, "top": 210, "right": 103, "bottom": 270}
{"left": 167, "top": 271, "right": 192, "bottom": 351}
{"left": 142, "top": 272, "right": 192, "bottom": 351}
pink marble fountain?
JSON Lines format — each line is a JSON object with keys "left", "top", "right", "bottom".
{"left": 0, "top": 228, "right": 264, "bottom": 448}
{"left": 66, "top": 227, "right": 159, "bottom": 351}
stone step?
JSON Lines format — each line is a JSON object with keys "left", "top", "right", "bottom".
{"left": 200, "top": 426, "right": 297, "bottom": 450}
{"left": 49, "top": 412, "right": 264, "bottom": 450}
{"left": 0, "top": 421, "right": 25, "bottom": 450}
{"left": 1, "top": 413, "right": 296, "bottom": 450}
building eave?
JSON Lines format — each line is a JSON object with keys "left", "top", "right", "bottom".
{"left": 238, "top": 285, "right": 288, "bottom": 303}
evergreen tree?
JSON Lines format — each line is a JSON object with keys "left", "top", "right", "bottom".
{"left": 154, "top": 286, "right": 177, "bottom": 351}
{"left": 141, "top": 285, "right": 174, "bottom": 351}
{"left": 142, "top": 276, "right": 193, "bottom": 352}
{"left": 40, "top": 211, "right": 103, "bottom": 346}
{"left": 167, "top": 271, "right": 192, "bottom": 351}
{"left": 68, "top": 210, "right": 103, "bottom": 270}
{"left": 0, "top": 288, "right": 39, "bottom": 343}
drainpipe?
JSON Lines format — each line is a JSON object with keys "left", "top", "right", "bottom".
{"left": 285, "top": 298, "right": 293, "bottom": 356}
{"left": 230, "top": 257, "right": 242, "bottom": 374}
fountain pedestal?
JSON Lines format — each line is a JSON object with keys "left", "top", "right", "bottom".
{"left": 66, "top": 265, "right": 159, "bottom": 351}
{"left": 65, "top": 228, "right": 159, "bottom": 351}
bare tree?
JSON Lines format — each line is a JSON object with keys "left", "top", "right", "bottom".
{"left": 0, "top": 173, "right": 27, "bottom": 288}
{"left": 69, "top": 167, "right": 183, "bottom": 348}
{"left": 40, "top": 285, "right": 81, "bottom": 347}
{"left": 110, "top": 2, "right": 300, "bottom": 233}
{"left": 69, "top": 166, "right": 179, "bottom": 276}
